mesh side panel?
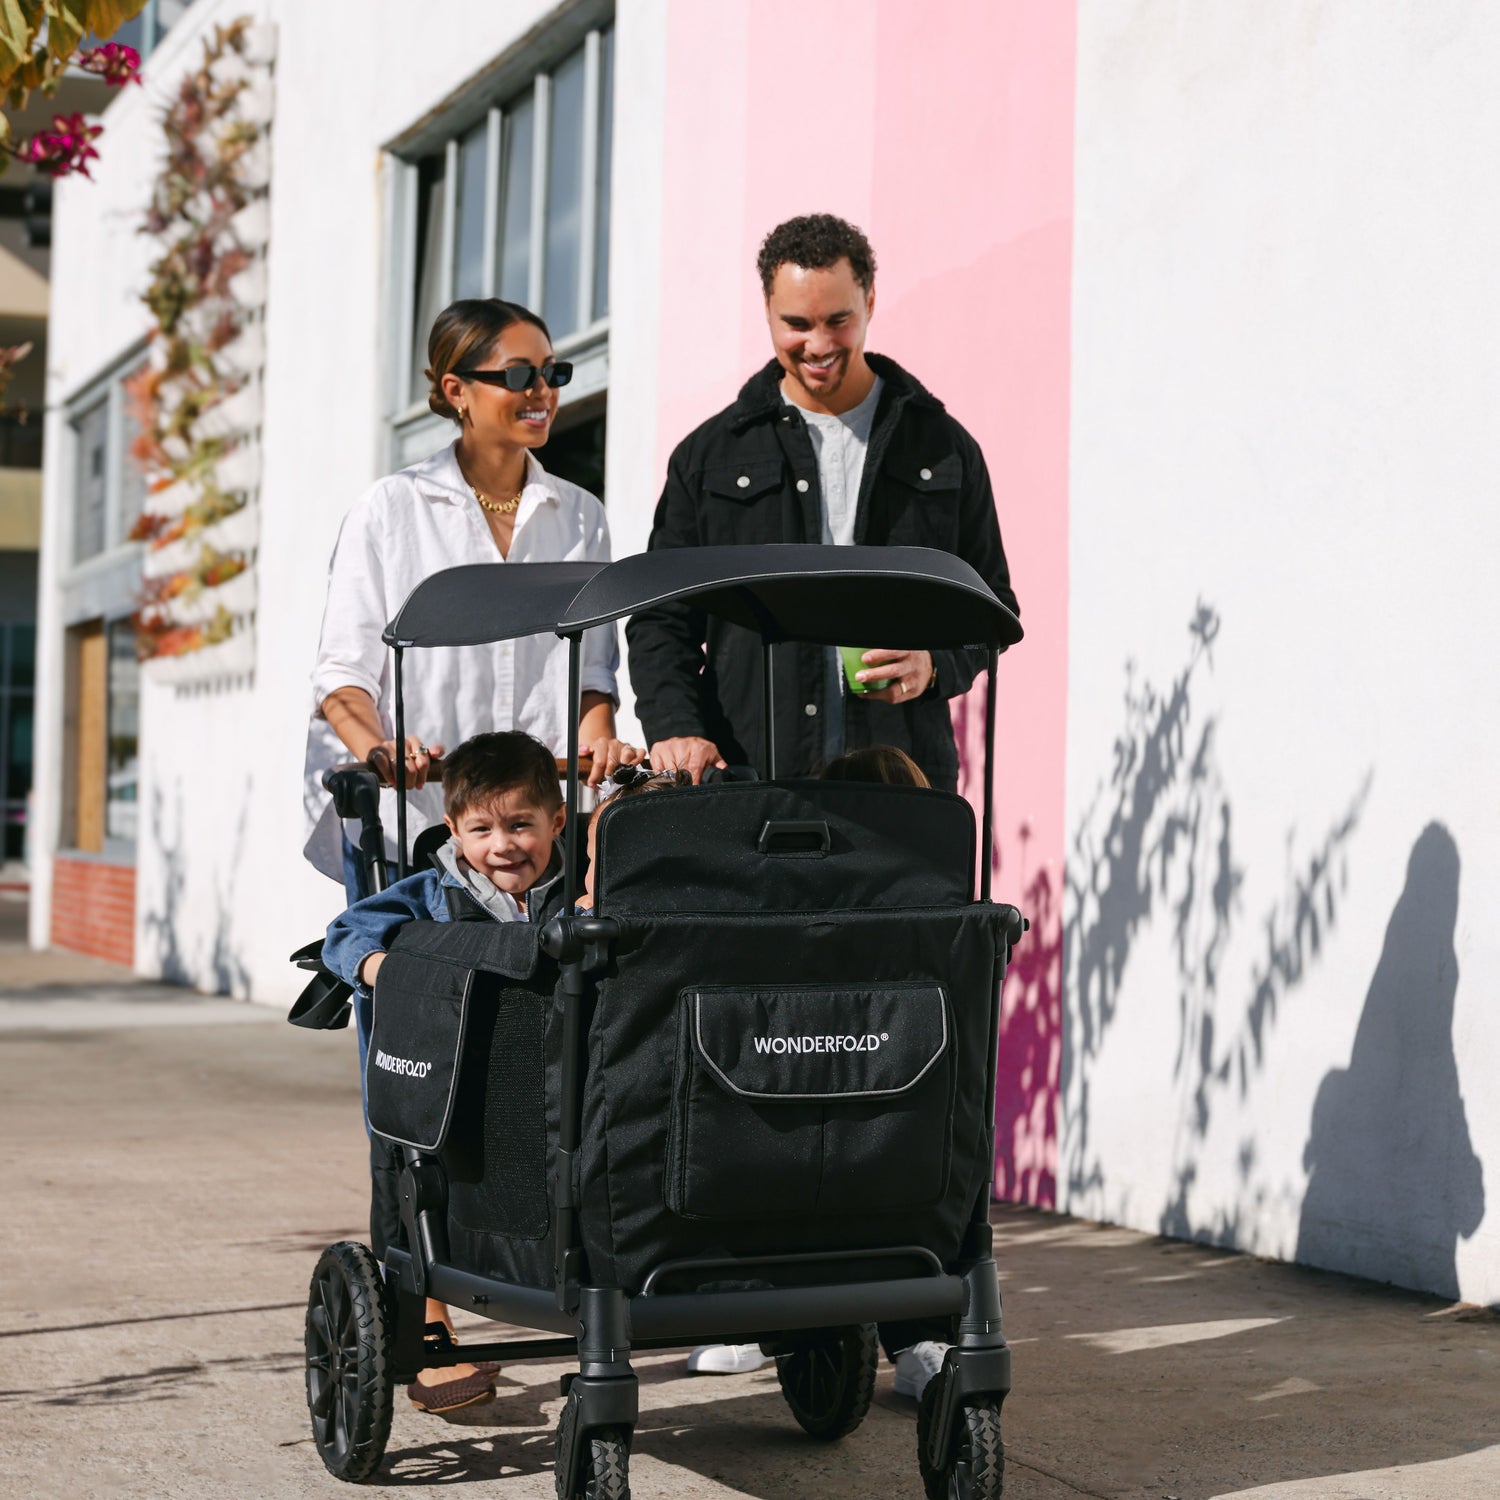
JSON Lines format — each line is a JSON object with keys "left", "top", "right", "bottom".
{"left": 448, "top": 985, "right": 549, "bottom": 1240}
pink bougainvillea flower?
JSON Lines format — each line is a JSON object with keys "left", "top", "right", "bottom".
{"left": 19, "top": 114, "right": 105, "bottom": 179}
{"left": 77, "top": 43, "right": 144, "bottom": 87}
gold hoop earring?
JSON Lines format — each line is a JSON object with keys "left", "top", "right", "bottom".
{"left": 458, "top": 406, "right": 468, "bottom": 423}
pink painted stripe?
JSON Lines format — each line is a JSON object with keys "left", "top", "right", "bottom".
{"left": 657, "top": 0, "right": 1074, "bottom": 1205}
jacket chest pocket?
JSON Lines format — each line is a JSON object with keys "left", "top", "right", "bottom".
{"left": 700, "top": 460, "right": 787, "bottom": 541}
{"left": 878, "top": 452, "right": 962, "bottom": 548}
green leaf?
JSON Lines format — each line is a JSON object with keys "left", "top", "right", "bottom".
{"left": 42, "top": 1, "right": 84, "bottom": 65}
{"left": 81, "top": 0, "right": 147, "bottom": 42}
{"left": 0, "top": 0, "right": 34, "bottom": 86}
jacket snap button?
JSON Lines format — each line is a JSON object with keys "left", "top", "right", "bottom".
{"left": 920, "top": 467, "right": 933, "bottom": 481}
{"left": 737, "top": 475, "right": 750, "bottom": 488}
{"left": 804, "top": 703, "right": 817, "bottom": 716}
{"left": 796, "top": 479, "right": 809, "bottom": 493}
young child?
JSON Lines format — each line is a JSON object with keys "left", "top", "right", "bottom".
{"left": 322, "top": 729, "right": 565, "bottom": 1415}
{"left": 820, "top": 743, "right": 930, "bottom": 788}
{"left": 323, "top": 730, "right": 567, "bottom": 996}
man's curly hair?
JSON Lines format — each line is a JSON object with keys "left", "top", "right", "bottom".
{"left": 757, "top": 214, "right": 877, "bottom": 296}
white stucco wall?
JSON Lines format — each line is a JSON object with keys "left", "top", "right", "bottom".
{"left": 35, "top": 0, "right": 669, "bottom": 1002}
{"left": 1064, "top": 1, "right": 1500, "bottom": 1303}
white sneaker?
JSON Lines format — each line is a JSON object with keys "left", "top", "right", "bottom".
{"left": 685, "top": 1343, "right": 771, "bottom": 1375}
{"left": 892, "top": 1340, "right": 949, "bottom": 1400}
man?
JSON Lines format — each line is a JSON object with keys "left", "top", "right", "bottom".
{"left": 626, "top": 212, "right": 1018, "bottom": 792}
{"left": 626, "top": 214, "right": 1019, "bottom": 1396}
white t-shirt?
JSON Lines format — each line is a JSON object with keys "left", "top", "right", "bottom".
{"left": 302, "top": 442, "right": 618, "bottom": 880}
{"left": 782, "top": 376, "right": 884, "bottom": 761}
{"left": 786, "top": 375, "right": 884, "bottom": 545}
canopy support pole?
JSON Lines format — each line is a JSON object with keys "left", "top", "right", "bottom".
{"left": 762, "top": 639, "right": 777, "bottom": 780}
{"left": 394, "top": 644, "right": 408, "bottom": 880}
{"left": 980, "top": 648, "right": 998, "bottom": 903}
{"left": 564, "top": 633, "right": 582, "bottom": 911}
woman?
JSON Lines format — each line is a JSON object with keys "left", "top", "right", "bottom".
{"left": 302, "top": 298, "right": 637, "bottom": 1412}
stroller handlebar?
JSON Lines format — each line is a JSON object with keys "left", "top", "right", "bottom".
{"left": 323, "top": 750, "right": 588, "bottom": 800}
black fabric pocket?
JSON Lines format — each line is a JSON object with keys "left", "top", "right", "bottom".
{"left": 365, "top": 950, "right": 473, "bottom": 1152}
{"left": 668, "top": 983, "right": 953, "bottom": 1220}
{"left": 445, "top": 982, "right": 552, "bottom": 1241}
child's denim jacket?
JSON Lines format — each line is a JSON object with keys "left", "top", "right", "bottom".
{"left": 323, "top": 842, "right": 564, "bottom": 997}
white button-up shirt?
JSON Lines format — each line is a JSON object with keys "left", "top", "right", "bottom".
{"left": 302, "top": 442, "right": 618, "bottom": 879}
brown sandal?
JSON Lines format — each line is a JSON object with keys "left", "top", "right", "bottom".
{"left": 407, "top": 1322, "right": 498, "bottom": 1412}
{"left": 406, "top": 1366, "right": 497, "bottom": 1412}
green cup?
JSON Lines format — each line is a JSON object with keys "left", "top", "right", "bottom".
{"left": 840, "top": 645, "right": 891, "bottom": 695}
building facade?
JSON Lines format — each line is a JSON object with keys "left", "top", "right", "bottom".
{"left": 31, "top": 0, "right": 1499, "bottom": 1307}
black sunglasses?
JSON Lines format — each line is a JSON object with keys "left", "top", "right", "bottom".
{"left": 455, "top": 360, "right": 573, "bottom": 392}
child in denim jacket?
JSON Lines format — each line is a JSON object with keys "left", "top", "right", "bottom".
{"left": 323, "top": 729, "right": 568, "bottom": 1413}
{"left": 323, "top": 731, "right": 568, "bottom": 997}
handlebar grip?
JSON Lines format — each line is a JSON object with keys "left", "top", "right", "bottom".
{"left": 327, "top": 748, "right": 592, "bottom": 793}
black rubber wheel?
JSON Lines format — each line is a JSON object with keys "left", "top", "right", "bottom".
{"left": 917, "top": 1385, "right": 1005, "bottom": 1500}
{"left": 556, "top": 1399, "right": 631, "bottom": 1500}
{"left": 580, "top": 1427, "right": 631, "bottom": 1499}
{"left": 775, "top": 1323, "right": 878, "bottom": 1440}
{"left": 305, "top": 1241, "right": 394, "bottom": 1483}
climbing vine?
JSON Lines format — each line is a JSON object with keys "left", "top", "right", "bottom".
{"left": 126, "top": 16, "right": 268, "bottom": 666}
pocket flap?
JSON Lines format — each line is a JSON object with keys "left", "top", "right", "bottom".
{"left": 703, "top": 460, "right": 784, "bottom": 502}
{"left": 366, "top": 950, "right": 474, "bottom": 1152}
{"left": 886, "top": 451, "right": 962, "bottom": 492}
{"left": 689, "top": 983, "right": 948, "bottom": 1100}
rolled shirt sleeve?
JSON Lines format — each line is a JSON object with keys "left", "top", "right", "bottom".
{"left": 311, "top": 497, "right": 392, "bottom": 716}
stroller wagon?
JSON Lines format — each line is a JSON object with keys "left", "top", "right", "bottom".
{"left": 292, "top": 544, "right": 1026, "bottom": 1498}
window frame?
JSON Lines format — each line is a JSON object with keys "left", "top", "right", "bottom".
{"left": 63, "top": 343, "right": 149, "bottom": 578}
{"left": 381, "top": 0, "right": 614, "bottom": 473}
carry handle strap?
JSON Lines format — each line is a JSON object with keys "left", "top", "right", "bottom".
{"left": 756, "top": 819, "right": 832, "bottom": 857}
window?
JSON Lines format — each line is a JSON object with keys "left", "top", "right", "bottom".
{"left": 389, "top": 10, "right": 614, "bottom": 482}
{"left": 68, "top": 358, "right": 146, "bottom": 566}
{"left": 0, "top": 623, "right": 33, "bottom": 860}
{"left": 59, "top": 617, "right": 138, "bottom": 857}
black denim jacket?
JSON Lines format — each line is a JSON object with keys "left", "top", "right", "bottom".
{"left": 625, "top": 354, "right": 1019, "bottom": 790}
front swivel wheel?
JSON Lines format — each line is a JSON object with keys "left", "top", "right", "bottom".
{"left": 917, "top": 1384, "right": 1004, "bottom": 1499}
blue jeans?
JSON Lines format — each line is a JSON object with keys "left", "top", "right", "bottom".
{"left": 341, "top": 834, "right": 395, "bottom": 1134}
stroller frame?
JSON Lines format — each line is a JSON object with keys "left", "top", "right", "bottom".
{"left": 301, "top": 545, "right": 1025, "bottom": 1496}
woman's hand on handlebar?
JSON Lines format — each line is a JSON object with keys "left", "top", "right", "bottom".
{"left": 585, "top": 736, "right": 642, "bottom": 787}
{"left": 367, "top": 736, "right": 446, "bottom": 789}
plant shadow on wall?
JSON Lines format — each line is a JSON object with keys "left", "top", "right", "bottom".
{"left": 1297, "top": 823, "right": 1483, "bottom": 1300}
{"left": 1061, "top": 602, "right": 1372, "bottom": 1236}
{"left": 139, "top": 783, "right": 253, "bottom": 998}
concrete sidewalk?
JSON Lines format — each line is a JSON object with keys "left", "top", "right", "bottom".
{"left": 0, "top": 944, "right": 1495, "bottom": 1498}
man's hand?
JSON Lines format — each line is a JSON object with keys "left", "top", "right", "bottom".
{"left": 648, "top": 736, "right": 727, "bottom": 784}
{"left": 854, "top": 649, "right": 936, "bottom": 705}
{"left": 585, "top": 737, "right": 643, "bottom": 787}
{"left": 359, "top": 952, "right": 387, "bottom": 988}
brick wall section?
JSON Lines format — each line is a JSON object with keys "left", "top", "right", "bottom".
{"left": 50, "top": 856, "right": 136, "bottom": 968}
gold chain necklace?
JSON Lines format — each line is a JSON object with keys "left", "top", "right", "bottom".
{"left": 469, "top": 482, "right": 523, "bottom": 515}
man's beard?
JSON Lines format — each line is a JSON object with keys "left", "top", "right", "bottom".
{"left": 789, "top": 350, "right": 848, "bottom": 400}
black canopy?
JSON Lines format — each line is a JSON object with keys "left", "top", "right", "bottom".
{"left": 382, "top": 561, "right": 605, "bottom": 648}
{"left": 383, "top": 546, "right": 1020, "bottom": 651}
{"left": 560, "top": 544, "right": 1020, "bottom": 648}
